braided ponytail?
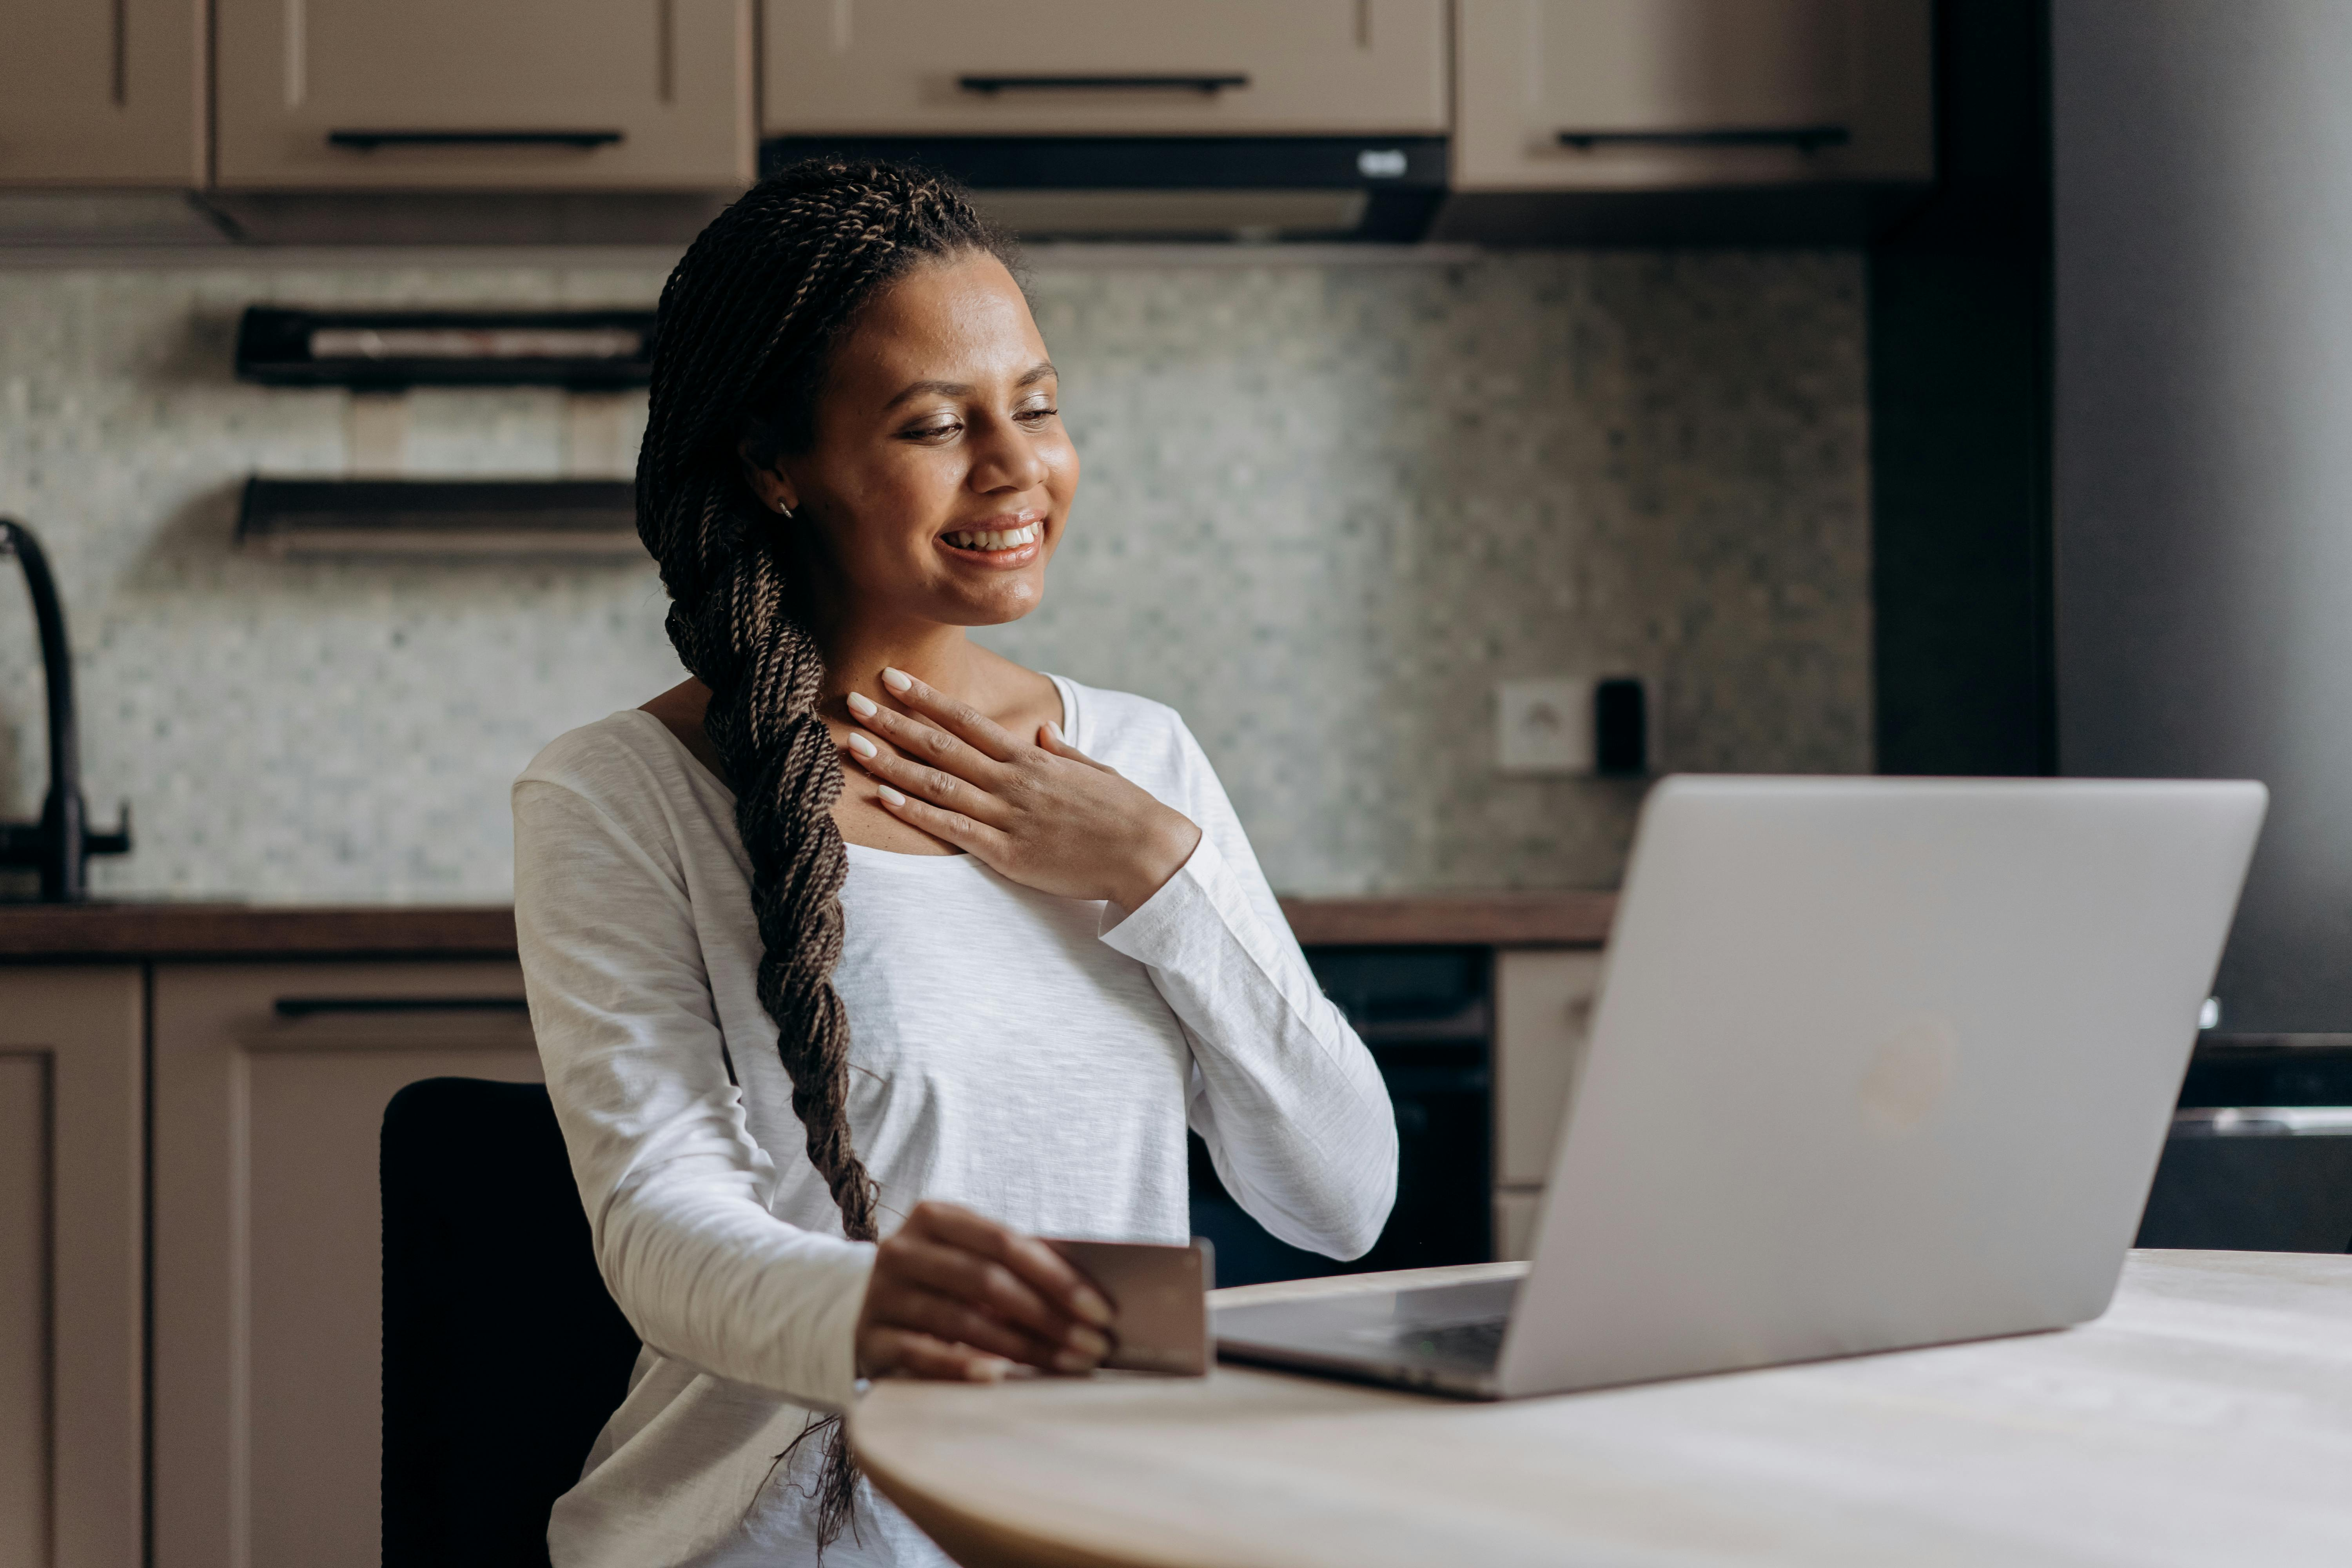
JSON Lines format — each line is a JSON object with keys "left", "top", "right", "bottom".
{"left": 635, "top": 158, "right": 1016, "bottom": 1547}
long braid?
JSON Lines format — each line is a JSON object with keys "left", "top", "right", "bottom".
{"left": 635, "top": 158, "right": 1016, "bottom": 1548}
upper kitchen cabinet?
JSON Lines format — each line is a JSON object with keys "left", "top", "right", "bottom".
{"left": 214, "top": 0, "right": 755, "bottom": 191}
{"left": 762, "top": 0, "right": 1448, "bottom": 137}
{"left": 0, "top": 0, "right": 203, "bottom": 186}
{"left": 1452, "top": 0, "right": 1931, "bottom": 192}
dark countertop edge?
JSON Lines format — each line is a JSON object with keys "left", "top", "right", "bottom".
{"left": 1276, "top": 891, "right": 1616, "bottom": 948}
{"left": 0, "top": 904, "right": 520, "bottom": 959}
{"left": 0, "top": 893, "right": 1617, "bottom": 958}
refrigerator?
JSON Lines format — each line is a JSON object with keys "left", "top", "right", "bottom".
{"left": 2055, "top": 0, "right": 2352, "bottom": 1249}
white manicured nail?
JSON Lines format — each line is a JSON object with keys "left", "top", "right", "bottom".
{"left": 846, "top": 691, "right": 878, "bottom": 718}
{"left": 968, "top": 1357, "right": 1010, "bottom": 1383}
{"left": 846, "top": 733, "right": 877, "bottom": 759}
{"left": 881, "top": 667, "right": 913, "bottom": 693}
{"left": 878, "top": 784, "right": 906, "bottom": 806}
{"left": 1045, "top": 720, "right": 1066, "bottom": 745}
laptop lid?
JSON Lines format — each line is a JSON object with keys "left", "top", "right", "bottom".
{"left": 1497, "top": 777, "right": 2266, "bottom": 1398}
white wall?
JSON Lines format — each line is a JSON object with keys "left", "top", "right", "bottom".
{"left": 0, "top": 247, "right": 1871, "bottom": 901}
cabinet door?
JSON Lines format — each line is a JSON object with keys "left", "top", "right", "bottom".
{"left": 153, "top": 963, "right": 542, "bottom": 1568}
{"left": 0, "top": 968, "right": 144, "bottom": 1568}
{"left": 1494, "top": 949, "right": 1603, "bottom": 1191}
{"left": 215, "top": 0, "right": 753, "bottom": 191}
{"left": 0, "top": 0, "right": 202, "bottom": 187}
{"left": 763, "top": 0, "right": 1448, "bottom": 136}
{"left": 1454, "top": 0, "right": 1931, "bottom": 191}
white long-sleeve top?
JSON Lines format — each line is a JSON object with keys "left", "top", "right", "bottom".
{"left": 512, "top": 674, "right": 1398, "bottom": 1568}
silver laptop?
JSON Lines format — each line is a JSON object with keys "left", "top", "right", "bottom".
{"left": 1217, "top": 776, "right": 2268, "bottom": 1399}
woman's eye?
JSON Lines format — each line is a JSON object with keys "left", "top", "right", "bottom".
{"left": 902, "top": 419, "right": 962, "bottom": 441}
{"left": 1016, "top": 404, "right": 1059, "bottom": 424}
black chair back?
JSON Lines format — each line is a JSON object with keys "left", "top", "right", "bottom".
{"left": 382, "top": 1077, "right": 641, "bottom": 1568}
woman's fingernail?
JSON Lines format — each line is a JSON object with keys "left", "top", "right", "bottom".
{"left": 1045, "top": 720, "right": 1065, "bottom": 744}
{"left": 1072, "top": 1287, "right": 1113, "bottom": 1327}
{"left": 846, "top": 691, "right": 878, "bottom": 718}
{"left": 881, "top": 667, "right": 913, "bottom": 693}
{"left": 877, "top": 784, "right": 906, "bottom": 806}
{"left": 968, "top": 1357, "right": 1011, "bottom": 1383}
{"left": 846, "top": 733, "right": 877, "bottom": 759}
{"left": 1066, "top": 1325, "right": 1111, "bottom": 1359}
{"left": 1054, "top": 1349, "right": 1095, "bottom": 1375}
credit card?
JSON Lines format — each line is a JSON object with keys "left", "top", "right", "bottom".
{"left": 1042, "top": 1238, "right": 1215, "bottom": 1376}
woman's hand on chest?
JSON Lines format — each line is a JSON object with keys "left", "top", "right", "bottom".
{"left": 840, "top": 666, "right": 1201, "bottom": 910}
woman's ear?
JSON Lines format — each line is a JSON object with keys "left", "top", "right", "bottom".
{"left": 737, "top": 441, "right": 800, "bottom": 516}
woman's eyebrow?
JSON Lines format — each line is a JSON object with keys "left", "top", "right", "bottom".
{"left": 882, "top": 361, "right": 1057, "bottom": 411}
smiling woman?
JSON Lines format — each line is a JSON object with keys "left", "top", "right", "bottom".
{"left": 508, "top": 161, "right": 1399, "bottom": 1568}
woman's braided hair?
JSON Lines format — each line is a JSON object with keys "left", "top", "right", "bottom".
{"left": 636, "top": 157, "right": 1016, "bottom": 1546}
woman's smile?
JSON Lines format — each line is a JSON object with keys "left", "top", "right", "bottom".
{"left": 938, "top": 512, "right": 1044, "bottom": 566}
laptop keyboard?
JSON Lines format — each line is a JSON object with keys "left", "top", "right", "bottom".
{"left": 1383, "top": 1315, "right": 1508, "bottom": 1365}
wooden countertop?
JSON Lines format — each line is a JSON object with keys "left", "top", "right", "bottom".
{"left": 0, "top": 890, "right": 1615, "bottom": 959}
{"left": 850, "top": 1250, "right": 2352, "bottom": 1568}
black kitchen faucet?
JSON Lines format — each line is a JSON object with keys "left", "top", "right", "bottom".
{"left": 0, "top": 518, "right": 130, "bottom": 900}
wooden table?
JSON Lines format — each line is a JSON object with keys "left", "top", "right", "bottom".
{"left": 850, "top": 1250, "right": 2352, "bottom": 1567}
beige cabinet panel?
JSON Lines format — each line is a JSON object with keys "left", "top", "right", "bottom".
{"left": 1494, "top": 948, "right": 1604, "bottom": 1189}
{"left": 763, "top": 0, "right": 1447, "bottom": 136}
{"left": 0, "top": 1055, "right": 40, "bottom": 1568}
{"left": 0, "top": 969, "right": 145, "bottom": 1568}
{"left": 0, "top": 0, "right": 203, "bottom": 186}
{"left": 215, "top": 0, "right": 754, "bottom": 191}
{"left": 154, "top": 964, "right": 542, "bottom": 1568}
{"left": 1454, "top": 0, "right": 1931, "bottom": 191}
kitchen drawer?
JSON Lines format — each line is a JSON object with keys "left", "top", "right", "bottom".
{"left": 762, "top": 0, "right": 1448, "bottom": 137}
{"left": 153, "top": 963, "right": 542, "bottom": 1568}
{"left": 1494, "top": 948, "right": 1602, "bottom": 1189}
{"left": 214, "top": 0, "right": 755, "bottom": 191}
{"left": 1453, "top": 0, "right": 1931, "bottom": 191}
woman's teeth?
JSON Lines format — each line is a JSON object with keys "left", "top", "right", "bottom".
{"left": 943, "top": 523, "right": 1038, "bottom": 552}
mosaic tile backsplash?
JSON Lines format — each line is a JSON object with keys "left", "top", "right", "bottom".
{"left": 0, "top": 248, "right": 1867, "bottom": 902}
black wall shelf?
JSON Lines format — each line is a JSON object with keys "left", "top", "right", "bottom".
{"left": 236, "top": 478, "right": 639, "bottom": 558}
{"left": 234, "top": 307, "right": 655, "bottom": 391}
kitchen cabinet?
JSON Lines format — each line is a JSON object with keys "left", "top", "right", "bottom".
{"left": 1492, "top": 948, "right": 1603, "bottom": 1260}
{"left": 0, "top": 0, "right": 204, "bottom": 187}
{"left": 0, "top": 968, "right": 145, "bottom": 1568}
{"left": 152, "top": 962, "right": 541, "bottom": 1568}
{"left": 762, "top": 0, "right": 1448, "bottom": 137}
{"left": 213, "top": 0, "right": 755, "bottom": 192}
{"left": 1452, "top": 0, "right": 1932, "bottom": 192}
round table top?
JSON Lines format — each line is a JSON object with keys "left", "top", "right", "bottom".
{"left": 849, "top": 1249, "right": 2352, "bottom": 1568}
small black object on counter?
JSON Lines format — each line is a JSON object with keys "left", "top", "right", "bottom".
{"left": 1594, "top": 676, "right": 1648, "bottom": 777}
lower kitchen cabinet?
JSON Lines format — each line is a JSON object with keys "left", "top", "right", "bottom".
{"left": 1493, "top": 949, "right": 1604, "bottom": 1258}
{"left": 152, "top": 962, "right": 541, "bottom": 1568}
{"left": 0, "top": 967, "right": 144, "bottom": 1568}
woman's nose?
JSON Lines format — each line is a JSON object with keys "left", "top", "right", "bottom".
{"left": 971, "top": 417, "right": 1050, "bottom": 494}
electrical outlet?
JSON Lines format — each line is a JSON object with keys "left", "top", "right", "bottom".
{"left": 1496, "top": 678, "right": 1593, "bottom": 775}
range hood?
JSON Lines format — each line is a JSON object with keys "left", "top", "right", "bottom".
{"left": 759, "top": 136, "right": 1448, "bottom": 243}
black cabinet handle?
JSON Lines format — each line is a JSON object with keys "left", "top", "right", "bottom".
{"left": 327, "top": 129, "right": 625, "bottom": 151}
{"left": 274, "top": 996, "right": 530, "bottom": 1018}
{"left": 957, "top": 74, "right": 1248, "bottom": 95}
{"left": 1555, "top": 125, "right": 1849, "bottom": 152}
